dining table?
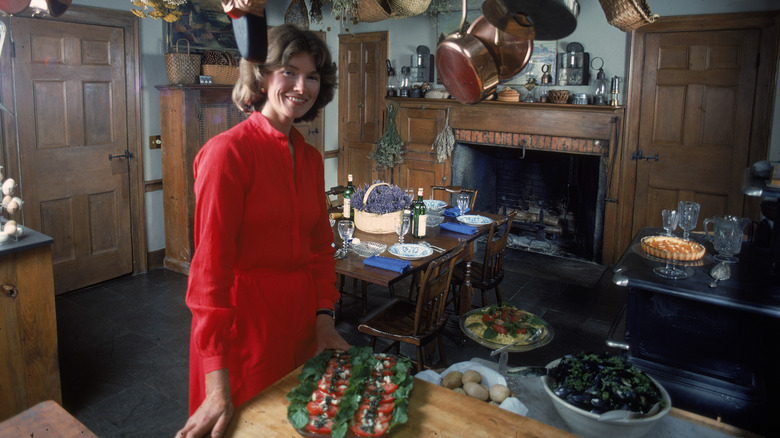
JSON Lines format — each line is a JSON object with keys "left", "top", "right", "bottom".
{"left": 223, "top": 365, "right": 578, "bottom": 437}
{"left": 332, "top": 210, "right": 507, "bottom": 316}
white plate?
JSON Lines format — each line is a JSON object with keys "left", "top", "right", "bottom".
{"left": 388, "top": 243, "right": 433, "bottom": 260}
{"left": 423, "top": 199, "right": 447, "bottom": 211}
{"left": 457, "top": 215, "right": 492, "bottom": 226}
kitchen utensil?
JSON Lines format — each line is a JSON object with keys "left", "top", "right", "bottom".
{"left": 661, "top": 209, "right": 678, "bottom": 236}
{"left": 482, "top": 0, "right": 579, "bottom": 41}
{"left": 467, "top": 15, "right": 533, "bottom": 81}
{"left": 709, "top": 262, "right": 730, "bottom": 287}
{"left": 231, "top": 10, "right": 268, "bottom": 63}
{"left": 27, "top": 0, "right": 70, "bottom": 16}
{"left": 490, "top": 327, "right": 546, "bottom": 356}
{"left": 436, "top": 0, "right": 499, "bottom": 104}
{"left": 704, "top": 215, "right": 751, "bottom": 263}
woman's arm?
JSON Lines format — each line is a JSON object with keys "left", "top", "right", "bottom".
{"left": 176, "top": 369, "right": 234, "bottom": 438}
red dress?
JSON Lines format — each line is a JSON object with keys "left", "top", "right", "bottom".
{"left": 185, "top": 112, "right": 339, "bottom": 413}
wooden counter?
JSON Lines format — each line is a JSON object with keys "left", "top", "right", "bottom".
{"left": 225, "top": 367, "right": 577, "bottom": 437}
{"left": 0, "top": 401, "right": 97, "bottom": 438}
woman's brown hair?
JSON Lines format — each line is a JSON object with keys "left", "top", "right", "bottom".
{"left": 232, "top": 24, "right": 337, "bottom": 123}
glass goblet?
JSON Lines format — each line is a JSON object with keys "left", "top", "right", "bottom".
{"left": 457, "top": 193, "right": 470, "bottom": 216}
{"left": 678, "top": 201, "right": 700, "bottom": 240}
{"left": 661, "top": 209, "right": 679, "bottom": 236}
{"left": 337, "top": 220, "right": 354, "bottom": 253}
{"left": 394, "top": 215, "right": 410, "bottom": 244}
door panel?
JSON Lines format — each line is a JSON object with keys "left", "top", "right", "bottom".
{"left": 631, "top": 29, "right": 759, "bottom": 234}
{"left": 13, "top": 18, "right": 132, "bottom": 293}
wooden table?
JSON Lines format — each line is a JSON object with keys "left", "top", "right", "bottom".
{"left": 225, "top": 366, "right": 577, "bottom": 438}
{"left": 334, "top": 212, "right": 506, "bottom": 315}
{"left": 0, "top": 401, "right": 97, "bottom": 438}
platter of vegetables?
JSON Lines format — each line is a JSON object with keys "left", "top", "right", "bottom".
{"left": 459, "top": 304, "right": 553, "bottom": 352}
{"left": 286, "top": 347, "right": 414, "bottom": 438}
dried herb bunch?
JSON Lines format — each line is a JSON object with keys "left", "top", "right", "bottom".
{"left": 369, "top": 103, "right": 404, "bottom": 171}
{"left": 351, "top": 182, "right": 411, "bottom": 214}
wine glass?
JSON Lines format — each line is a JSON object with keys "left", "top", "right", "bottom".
{"left": 678, "top": 201, "right": 700, "bottom": 240}
{"left": 661, "top": 209, "right": 679, "bottom": 236}
{"left": 394, "top": 215, "right": 410, "bottom": 244}
{"left": 457, "top": 193, "right": 470, "bottom": 216}
{"left": 337, "top": 220, "right": 354, "bottom": 253}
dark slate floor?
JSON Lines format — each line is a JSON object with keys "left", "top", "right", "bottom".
{"left": 55, "top": 247, "right": 626, "bottom": 437}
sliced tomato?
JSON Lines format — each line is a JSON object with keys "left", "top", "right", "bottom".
{"left": 481, "top": 313, "right": 496, "bottom": 323}
{"left": 350, "top": 410, "right": 391, "bottom": 437}
{"left": 382, "top": 380, "right": 398, "bottom": 395}
{"left": 305, "top": 414, "right": 333, "bottom": 434}
{"left": 491, "top": 323, "right": 508, "bottom": 335}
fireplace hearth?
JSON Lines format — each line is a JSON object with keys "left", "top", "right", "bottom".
{"left": 451, "top": 142, "right": 604, "bottom": 262}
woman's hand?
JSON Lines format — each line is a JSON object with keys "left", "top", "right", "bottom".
{"left": 176, "top": 369, "right": 234, "bottom": 438}
{"left": 315, "top": 313, "right": 351, "bottom": 353}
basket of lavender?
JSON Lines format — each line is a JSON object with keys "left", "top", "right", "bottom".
{"left": 352, "top": 182, "right": 410, "bottom": 234}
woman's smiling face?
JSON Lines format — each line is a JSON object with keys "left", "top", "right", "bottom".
{"left": 261, "top": 51, "right": 321, "bottom": 130}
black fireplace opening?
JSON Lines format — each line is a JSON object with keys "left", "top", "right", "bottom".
{"left": 451, "top": 142, "right": 604, "bottom": 262}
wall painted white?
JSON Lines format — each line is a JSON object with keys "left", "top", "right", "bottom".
{"left": 67, "top": 0, "right": 779, "bottom": 253}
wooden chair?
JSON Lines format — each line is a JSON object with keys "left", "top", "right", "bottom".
{"left": 358, "top": 244, "right": 465, "bottom": 373}
{"left": 325, "top": 185, "right": 346, "bottom": 209}
{"left": 430, "top": 185, "right": 478, "bottom": 210}
{"left": 451, "top": 212, "right": 516, "bottom": 308}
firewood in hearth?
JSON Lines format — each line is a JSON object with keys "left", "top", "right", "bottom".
{"left": 544, "top": 226, "right": 563, "bottom": 235}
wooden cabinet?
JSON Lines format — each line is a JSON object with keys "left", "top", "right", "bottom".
{"left": 157, "top": 85, "right": 324, "bottom": 274}
{"left": 394, "top": 105, "right": 449, "bottom": 196}
{"left": 0, "top": 228, "right": 60, "bottom": 422}
{"left": 338, "top": 32, "right": 388, "bottom": 187}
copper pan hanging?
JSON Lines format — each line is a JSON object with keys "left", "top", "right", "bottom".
{"left": 468, "top": 15, "right": 533, "bottom": 81}
{"left": 482, "top": 0, "right": 579, "bottom": 41}
{"left": 0, "top": 0, "right": 31, "bottom": 15}
{"left": 27, "top": 0, "right": 71, "bottom": 17}
{"left": 436, "top": 0, "right": 499, "bottom": 105}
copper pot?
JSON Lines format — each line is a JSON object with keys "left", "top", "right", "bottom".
{"left": 436, "top": 0, "right": 499, "bottom": 105}
{"left": 28, "top": 0, "right": 70, "bottom": 17}
{"left": 0, "top": 0, "right": 31, "bottom": 14}
{"left": 482, "top": 0, "right": 579, "bottom": 41}
{"left": 468, "top": 15, "right": 533, "bottom": 81}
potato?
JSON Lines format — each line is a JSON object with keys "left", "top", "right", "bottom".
{"left": 463, "top": 381, "right": 489, "bottom": 401}
{"left": 453, "top": 387, "right": 467, "bottom": 395}
{"left": 462, "top": 370, "right": 482, "bottom": 384}
{"left": 441, "top": 371, "right": 463, "bottom": 389}
{"left": 489, "top": 384, "right": 512, "bottom": 403}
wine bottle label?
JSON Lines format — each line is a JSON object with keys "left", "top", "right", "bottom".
{"left": 418, "top": 214, "right": 427, "bottom": 236}
{"left": 343, "top": 198, "right": 351, "bottom": 219}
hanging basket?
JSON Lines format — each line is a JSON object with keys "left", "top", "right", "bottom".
{"left": 357, "top": 0, "right": 392, "bottom": 22}
{"left": 165, "top": 39, "right": 202, "bottom": 85}
{"left": 388, "top": 0, "right": 430, "bottom": 18}
{"left": 597, "top": 0, "right": 659, "bottom": 32}
{"left": 353, "top": 183, "right": 403, "bottom": 234}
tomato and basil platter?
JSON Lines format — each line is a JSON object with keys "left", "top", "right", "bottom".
{"left": 464, "top": 304, "right": 549, "bottom": 345}
{"left": 287, "top": 347, "right": 414, "bottom": 438}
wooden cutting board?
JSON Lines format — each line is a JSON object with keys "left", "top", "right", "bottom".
{"left": 225, "top": 366, "right": 578, "bottom": 437}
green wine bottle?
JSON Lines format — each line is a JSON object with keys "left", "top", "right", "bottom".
{"left": 343, "top": 174, "right": 354, "bottom": 220}
{"left": 412, "top": 187, "right": 427, "bottom": 238}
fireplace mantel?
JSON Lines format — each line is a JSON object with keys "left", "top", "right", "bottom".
{"left": 387, "top": 98, "right": 627, "bottom": 263}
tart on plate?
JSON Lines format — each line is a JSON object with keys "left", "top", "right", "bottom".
{"left": 640, "top": 235, "right": 705, "bottom": 261}
{"left": 462, "top": 304, "right": 549, "bottom": 347}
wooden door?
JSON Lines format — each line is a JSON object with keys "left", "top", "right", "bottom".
{"left": 338, "top": 32, "right": 387, "bottom": 188}
{"left": 624, "top": 13, "right": 779, "bottom": 243}
{"left": 12, "top": 18, "right": 132, "bottom": 293}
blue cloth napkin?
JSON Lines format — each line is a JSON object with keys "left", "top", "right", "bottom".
{"left": 440, "top": 222, "right": 478, "bottom": 235}
{"left": 364, "top": 255, "right": 411, "bottom": 273}
{"left": 443, "top": 206, "right": 470, "bottom": 217}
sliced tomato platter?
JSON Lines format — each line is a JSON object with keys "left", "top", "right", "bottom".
{"left": 287, "top": 347, "right": 414, "bottom": 438}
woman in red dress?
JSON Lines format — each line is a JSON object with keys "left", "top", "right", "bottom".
{"left": 177, "top": 24, "right": 351, "bottom": 438}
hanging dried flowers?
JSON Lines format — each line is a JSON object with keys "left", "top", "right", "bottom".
{"left": 130, "top": 0, "right": 186, "bottom": 23}
{"left": 369, "top": 103, "right": 404, "bottom": 171}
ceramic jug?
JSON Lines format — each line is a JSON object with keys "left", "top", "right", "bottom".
{"left": 703, "top": 215, "right": 751, "bottom": 263}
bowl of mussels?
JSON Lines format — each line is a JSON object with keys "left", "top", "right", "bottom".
{"left": 541, "top": 352, "right": 671, "bottom": 438}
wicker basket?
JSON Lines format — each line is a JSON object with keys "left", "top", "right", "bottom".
{"left": 357, "top": 0, "right": 392, "bottom": 22}
{"left": 597, "top": 0, "right": 659, "bottom": 32}
{"left": 353, "top": 183, "right": 403, "bottom": 234}
{"left": 165, "top": 39, "right": 202, "bottom": 85}
{"left": 497, "top": 88, "right": 520, "bottom": 102}
{"left": 202, "top": 51, "right": 239, "bottom": 85}
{"left": 548, "top": 89, "right": 570, "bottom": 104}
{"left": 388, "top": 0, "right": 430, "bottom": 18}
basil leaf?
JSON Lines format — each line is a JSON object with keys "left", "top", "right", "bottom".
{"left": 482, "top": 327, "right": 498, "bottom": 339}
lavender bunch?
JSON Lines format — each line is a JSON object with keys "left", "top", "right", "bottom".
{"left": 351, "top": 181, "right": 411, "bottom": 214}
